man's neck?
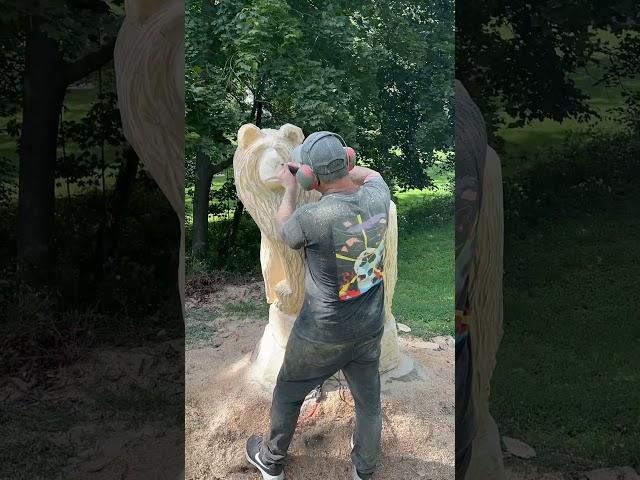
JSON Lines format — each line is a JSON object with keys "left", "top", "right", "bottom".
{"left": 318, "top": 177, "right": 359, "bottom": 196}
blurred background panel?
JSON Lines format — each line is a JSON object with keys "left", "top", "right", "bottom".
{"left": 457, "top": 0, "right": 639, "bottom": 478}
{"left": 0, "top": 1, "right": 184, "bottom": 478}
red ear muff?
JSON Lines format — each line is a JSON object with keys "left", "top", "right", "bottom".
{"left": 296, "top": 163, "right": 319, "bottom": 191}
{"left": 344, "top": 146, "right": 356, "bottom": 171}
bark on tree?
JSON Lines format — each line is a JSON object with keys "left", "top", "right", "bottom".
{"left": 93, "top": 146, "right": 140, "bottom": 276}
{"left": 225, "top": 200, "right": 245, "bottom": 257}
{"left": 192, "top": 149, "right": 215, "bottom": 259}
{"left": 16, "top": 24, "right": 67, "bottom": 284}
{"left": 191, "top": 149, "right": 233, "bottom": 258}
{"left": 16, "top": 19, "right": 116, "bottom": 285}
{"left": 163, "top": 212, "right": 183, "bottom": 321}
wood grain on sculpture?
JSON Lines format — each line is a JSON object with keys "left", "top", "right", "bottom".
{"left": 114, "top": 0, "right": 185, "bottom": 309}
{"left": 113, "top": 2, "right": 185, "bottom": 479}
{"left": 455, "top": 81, "right": 506, "bottom": 480}
{"left": 465, "top": 144, "right": 505, "bottom": 480}
{"left": 233, "top": 123, "right": 401, "bottom": 385}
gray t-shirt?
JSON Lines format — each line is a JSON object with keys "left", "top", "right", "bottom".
{"left": 281, "top": 176, "right": 391, "bottom": 343}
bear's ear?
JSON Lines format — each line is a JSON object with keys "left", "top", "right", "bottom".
{"left": 237, "top": 124, "right": 263, "bottom": 150}
{"left": 280, "top": 124, "right": 304, "bottom": 146}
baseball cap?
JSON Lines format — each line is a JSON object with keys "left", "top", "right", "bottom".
{"left": 291, "top": 131, "right": 349, "bottom": 183}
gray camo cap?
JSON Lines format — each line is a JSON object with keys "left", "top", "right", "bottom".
{"left": 291, "top": 131, "right": 349, "bottom": 183}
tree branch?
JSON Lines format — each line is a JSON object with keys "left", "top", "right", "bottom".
{"left": 210, "top": 156, "right": 233, "bottom": 176}
{"left": 63, "top": 36, "right": 118, "bottom": 85}
{"left": 212, "top": 130, "right": 231, "bottom": 145}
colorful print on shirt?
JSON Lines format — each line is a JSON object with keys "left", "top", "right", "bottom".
{"left": 334, "top": 212, "right": 387, "bottom": 300}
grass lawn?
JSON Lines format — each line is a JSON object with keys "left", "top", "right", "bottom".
{"left": 393, "top": 170, "right": 454, "bottom": 338}
{"left": 393, "top": 217, "right": 453, "bottom": 337}
{"left": 491, "top": 42, "right": 640, "bottom": 469}
{"left": 492, "top": 196, "right": 640, "bottom": 469}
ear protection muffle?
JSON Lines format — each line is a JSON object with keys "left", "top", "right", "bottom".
{"left": 295, "top": 163, "right": 319, "bottom": 191}
{"left": 295, "top": 133, "right": 356, "bottom": 191}
{"left": 344, "top": 147, "right": 356, "bottom": 171}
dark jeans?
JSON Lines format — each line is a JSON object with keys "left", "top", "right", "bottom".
{"left": 261, "top": 328, "right": 384, "bottom": 477}
{"left": 455, "top": 330, "right": 475, "bottom": 480}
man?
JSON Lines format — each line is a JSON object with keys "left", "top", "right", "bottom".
{"left": 245, "top": 131, "right": 391, "bottom": 480}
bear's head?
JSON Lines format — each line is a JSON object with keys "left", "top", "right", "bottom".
{"left": 233, "top": 123, "right": 320, "bottom": 240}
{"left": 234, "top": 123, "right": 305, "bottom": 190}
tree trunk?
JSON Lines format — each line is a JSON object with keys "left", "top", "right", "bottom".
{"left": 225, "top": 200, "right": 244, "bottom": 258}
{"left": 192, "top": 149, "right": 215, "bottom": 259}
{"left": 162, "top": 212, "right": 184, "bottom": 322}
{"left": 255, "top": 100, "right": 263, "bottom": 127}
{"left": 93, "top": 146, "right": 139, "bottom": 276}
{"left": 16, "top": 23, "right": 67, "bottom": 284}
{"left": 16, "top": 20, "right": 117, "bottom": 286}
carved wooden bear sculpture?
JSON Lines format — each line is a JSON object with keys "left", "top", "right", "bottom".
{"left": 234, "top": 123, "right": 401, "bottom": 385}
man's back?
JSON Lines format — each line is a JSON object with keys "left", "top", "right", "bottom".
{"left": 281, "top": 176, "right": 391, "bottom": 343}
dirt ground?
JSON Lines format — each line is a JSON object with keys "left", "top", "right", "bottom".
{"left": 0, "top": 335, "right": 185, "bottom": 479}
{"left": 59, "top": 339, "right": 185, "bottom": 480}
{"left": 185, "top": 283, "right": 455, "bottom": 480}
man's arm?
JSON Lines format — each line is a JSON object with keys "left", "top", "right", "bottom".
{"left": 275, "top": 162, "right": 304, "bottom": 247}
{"left": 348, "top": 165, "right": 382, "bottom": 186}
{"left": 276, "top": 185, "right": 298, "bottom": 233}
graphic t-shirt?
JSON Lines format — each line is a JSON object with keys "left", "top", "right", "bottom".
{"left": 280, "top": 176, "right": 391, "bottom": 343}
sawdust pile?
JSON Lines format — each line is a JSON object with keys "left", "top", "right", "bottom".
{"left": 186, "top": 285, "right": 455, "bottom": 480}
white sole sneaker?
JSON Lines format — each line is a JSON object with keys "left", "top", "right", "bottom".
{"left": 245, "top": 449, "right": 285, "bottom": 480}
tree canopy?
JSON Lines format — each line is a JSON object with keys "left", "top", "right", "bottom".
{"left": 456, "top": 0, "right": 639, "bottom": 135}
{"left": 186, "top": 0, "right": 454, "bottom": 191}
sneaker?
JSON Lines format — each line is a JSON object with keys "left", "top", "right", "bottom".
{"left": 245, "top": 435, "right": 285, "bottom": 480}
{"left": 352, "top": 465, "right": 372, "bottom": 480}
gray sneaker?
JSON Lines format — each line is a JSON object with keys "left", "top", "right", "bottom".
{"left": 245, "top": 435, "right": 285, "bottom": 480}
{"left": 352, "top": 465, "right": 372, "bottom": 480}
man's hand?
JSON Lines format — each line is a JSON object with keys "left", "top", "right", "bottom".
{"left": 277, "top": 162, "right": 299, "bottom": 192}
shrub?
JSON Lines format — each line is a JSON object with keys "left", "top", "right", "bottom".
{"left": 503, "top": 130, "right": 640, "bottom": 222}
{"left": 186, "top": 213, "right": 262, "bottom": 276}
